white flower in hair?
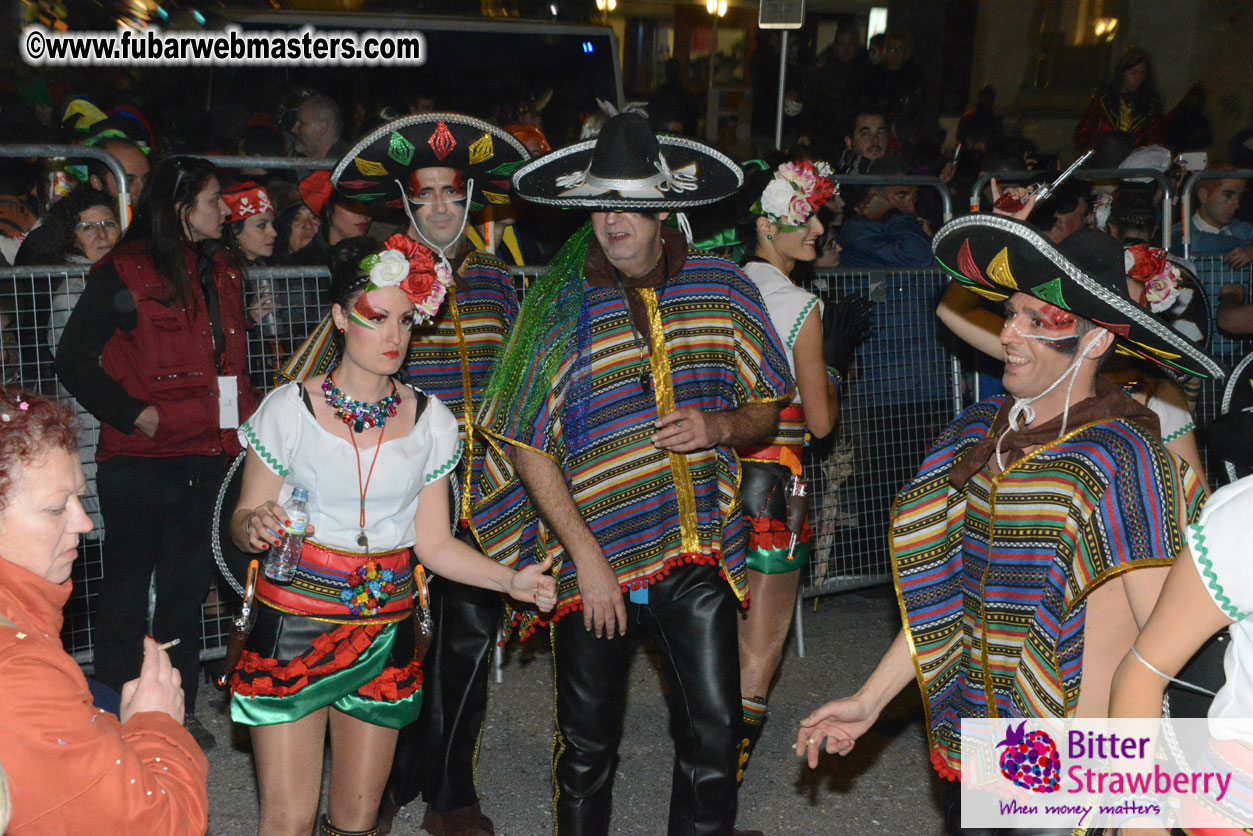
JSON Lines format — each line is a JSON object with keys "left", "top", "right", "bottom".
{"left": 369, "top": 249, "right": 410, "bottom": 287}
{"left": 760, "top": 178, "right": 794, "bottom": 218}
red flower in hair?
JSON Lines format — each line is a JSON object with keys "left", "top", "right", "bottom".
{"left": 1126, "top": 244, "right": 1167, "bottom": 283}
{"left": 807, "top": 175, "right": 836, "bottom": 210}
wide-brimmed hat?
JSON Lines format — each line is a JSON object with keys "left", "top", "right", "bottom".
{"left": 511, "top": 112, "right": 742, "bottom": 209}
{"left": 933, "top": 214, "right": 1225, "bottom": 380}
{"left": 331, "top": 113, "right": 529, "bottom": 212}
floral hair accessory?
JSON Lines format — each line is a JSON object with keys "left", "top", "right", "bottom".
{"left": 1125, "top": 244, "right": 1183, "bottom": 314}
{"left": 752, "top": 159, "right": 837, "bottom": 231}
{"left": 357, "top": 233, "right": 452, "bottom": 324}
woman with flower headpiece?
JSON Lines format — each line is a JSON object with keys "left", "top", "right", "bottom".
{"left": 225, "top": 234, "right": 556, "bottom": 836}
{"left": 732, "top": 159, "right": 873, "bottom": 781}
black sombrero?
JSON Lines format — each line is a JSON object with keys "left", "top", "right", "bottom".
{"left": 511, "top": 112, "right": 742, "bottom": 210}
{"left": 933, "top": 215, "right": 1225, "bottom": 380}
{"left": 331, "top": 113, "right": 529, "bottom": 212}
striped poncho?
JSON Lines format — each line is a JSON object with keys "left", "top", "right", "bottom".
{"left": 892, "top": 396, "right": 1204, "bottom": 779}
{"left": 473, "top": 244, "right": 793, "bottom": 636}
{"left": 403, "top": 250, "right": 518, "bottom": 524}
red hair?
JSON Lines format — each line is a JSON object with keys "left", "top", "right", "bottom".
{"left": 0, "top": 387, "right": 78, "bottom": 515}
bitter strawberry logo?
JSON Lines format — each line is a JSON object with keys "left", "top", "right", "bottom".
{"left": 997, "top": 721, "right": 1061, "bottom": 793}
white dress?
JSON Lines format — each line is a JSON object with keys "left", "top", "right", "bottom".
{"left": 1184, "top": 474, "right": 1253, "bottom": 738}
{"left": 238, "top": 380, "right": 461, "bottom": 552}
{"left": 741, "top": 260, "right": 820, "bottom": 405}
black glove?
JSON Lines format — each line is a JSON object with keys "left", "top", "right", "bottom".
{"left": 821, "top": 293, "right": 873, "bottom": 377}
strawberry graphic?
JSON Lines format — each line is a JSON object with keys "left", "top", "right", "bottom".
{"left": 997, "top": 721, "right": 1061, "bottom": 793}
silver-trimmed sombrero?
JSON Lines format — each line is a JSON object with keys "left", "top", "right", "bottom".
{"left": 510, "top": 112, "right": 742, "bottom": 210}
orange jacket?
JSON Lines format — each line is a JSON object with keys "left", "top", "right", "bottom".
{"left": 0, "top": 556, "right": 208, "bottom": 835}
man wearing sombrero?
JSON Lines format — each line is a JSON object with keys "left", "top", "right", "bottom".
{"left": 473, "top": 113, "right": 793, "bottom": 835}
{"left": 797, "top": 210, "right": 1225, "bottom": 834}
{"left": 318, "top": 114, "right": 529, "bottom": 836}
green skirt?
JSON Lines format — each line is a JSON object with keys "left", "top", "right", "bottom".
{"left": 229, "top": 605, "right": 422, "bottom": 729}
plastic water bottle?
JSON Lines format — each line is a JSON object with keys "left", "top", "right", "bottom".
{"left": 264, "top": 487, "right": 310, "bottom": 583}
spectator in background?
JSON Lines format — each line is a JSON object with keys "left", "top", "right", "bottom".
{"left": 39, "top": 188, "right": 124, "bottom": 535}
{"left": 1074, "top": 46, "right": 1164, "bottom": 152}
{"left": 271, "top": 198, "right": 322, "bottom": 265}
{"left": 838, "top": 155, "right": 933, "bottom": 268}
{"left": 1106, "top": 183, "right": 1159, "bottom": 246}
{"left": 956, "top": 85, "right": 1003, "bottom": 151}
{"left": 838, "top": 109, "right": 890, "bottom": 175}
{"left": 1171, "top": 166, "right": 1252, "bottom": 267}
{"left": 84, "top": 137, "right": 151, "bottom": 204}
{"left": 802, "top": 28, "right": 870, "bottom": 161}
{"left": 286, "top": 170, "right": 372, "bottom": 266}
{"left": 290, "top": 93, "right": 347, "bottom": 161}
{"left": 221, "top": 181, "right": 276, "bottom": 265}
{"left": 17, "top": 186, "right": 119, "bottom": 267}
{"left": 1163, "top": 83, "right": 1213, "bottom": 153}
{"left": 865, "top": 33, "right": 927, "bottom": 151}
{"left": 866, "top": 32, "right": 886, "bottom": 66}
{"left": 1027, "top": 178, "right": 1093, "bottom": 244}
{"left": 647, "top": 58, "right": 700, "bottom": 137}
{"left": 55, "top": 156, "right": 261, "bottom": 750}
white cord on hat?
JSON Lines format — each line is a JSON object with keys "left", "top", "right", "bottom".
{"left": 995, "top": 326, "right": 1100, "bottom": 472}
{"left": 675, "top": 212, "right": 693, "bottom": 245}
{"left": 395, "top": 176, "right": 475, "bottom": 274}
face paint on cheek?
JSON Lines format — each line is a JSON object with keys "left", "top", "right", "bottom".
{"left": 349, "top": 292, "right": 381, "bottom": 330}
{"left": 1038, "top": 303, "right": 1077, "bottom": 331}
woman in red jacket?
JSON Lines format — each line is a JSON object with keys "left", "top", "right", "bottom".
{"left": 56, "top": 156, "right": 261, "bottom": 748}
{"left": 0, "top": 387, "right": 208, "bottom": 835}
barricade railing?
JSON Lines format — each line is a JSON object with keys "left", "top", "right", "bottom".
{"left": 0, "top": 144, "right": 131, "bottom": 234}
{"left": 1179, "top": 168, "right": 1253, "bottom": 259}
{"left": 197, "top": 155, "right": 338, "bottom": 173}
{"left": 969, "top": 168, "right": 1176, "bottom": 250}
{"left": 834, "top": 174, "right": 954, "bottom": 222}
{"left": 3, "top": 258, "right": 1247, "bottom": 668}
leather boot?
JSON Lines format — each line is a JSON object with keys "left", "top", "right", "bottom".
{"left": 318, "top": 814, "right": 380, "bottom": 836}
{"left": 421, "top": 801, "right": 496, "bottom": 836}
{"left": 736, "top": 697, "right": 767, "bottom": 785}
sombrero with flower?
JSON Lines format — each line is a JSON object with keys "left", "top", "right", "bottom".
{"left": 510, "top": 112, "right": 742, "bottom": 209}
{"left": 933, "top": 214, "right": 1225, "bottom": 380}
{"left": 331, "top": 113, "right": 529, "bottom": 214}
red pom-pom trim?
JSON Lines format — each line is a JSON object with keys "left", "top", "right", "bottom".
{"left": 930, "top": 746, "right": 960, "bottom": 781}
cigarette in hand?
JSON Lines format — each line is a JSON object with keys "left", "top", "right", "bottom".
{"left": 155, "top": 638, "right": 181, "bottom": 652}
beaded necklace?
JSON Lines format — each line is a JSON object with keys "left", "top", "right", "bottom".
{"left": 322, "top": 368, "right": 402, "bottom": 433}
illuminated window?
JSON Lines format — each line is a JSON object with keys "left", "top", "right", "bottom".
{"left": 1031, "top": 0, "right": 1128, "bottom": 91}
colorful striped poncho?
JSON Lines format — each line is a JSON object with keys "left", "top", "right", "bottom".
{"left": 473, "top": 244, "right": 794, "bottom": 637}
{"left": 403, "top": 250, "right": 518, "bottom": 524}
{"left": 891, "top": 396, "right": 1204, "bottom": 779}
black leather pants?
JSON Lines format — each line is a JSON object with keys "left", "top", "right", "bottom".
{"left": 383, "top": 531, "right": 501, "bottom": 812}
{"left": 552, "top": 562, "right": 740, "bottom": 836}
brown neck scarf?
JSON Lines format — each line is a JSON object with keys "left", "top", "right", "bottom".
{"left": 949, "top": 375, "right": 1162, "bottom": 488}
{"left": 583, "top": 225, "right": 687, "bottom": 344}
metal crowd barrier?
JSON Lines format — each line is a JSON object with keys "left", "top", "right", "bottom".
{"left": 1179, "top": 168, "right": 1253, "bottom": 259}
{"left": 3, "top": 257, "right": 1249, "bottom": 668}
{"left": 0, "top": 144, "right": 132, "bottom": 234}
{"left": 969, "top": 167, "right": 1175, "bottom": 250}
